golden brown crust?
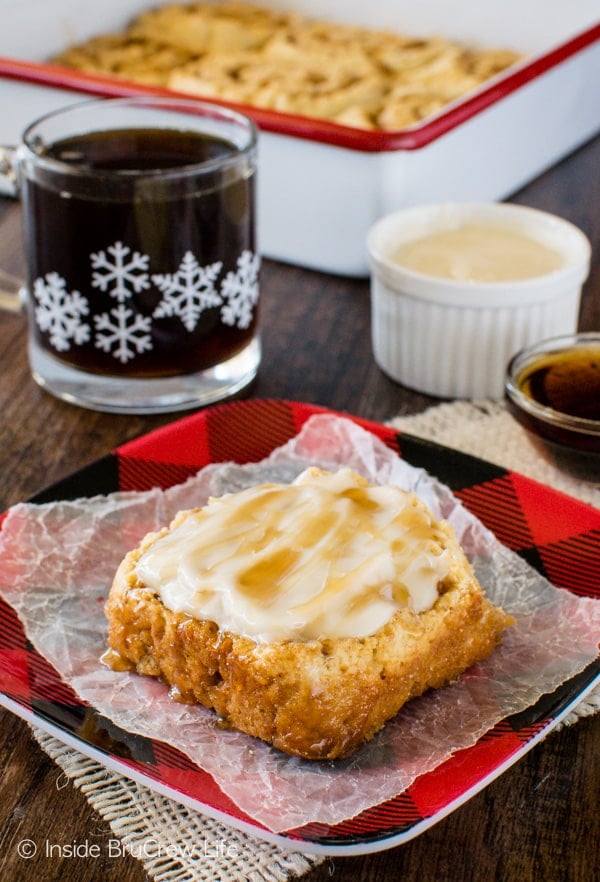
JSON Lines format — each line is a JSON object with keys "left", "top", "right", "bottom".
{"left": 53, "top": 2, "right": 522, "bottom": 131}
{"left": 105, "top": 500, "right": 513, "bottom": 760}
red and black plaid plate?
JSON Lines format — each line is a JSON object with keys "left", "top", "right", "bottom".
{"left": 1, "top": 399, "right": 599, "bottom": 854}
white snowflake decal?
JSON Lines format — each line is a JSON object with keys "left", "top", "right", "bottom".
{"left": 220, "top": 250, "right": 260, "bottom": 329}
{"left": 34, "top": 242, "right": 258, "bottom": 366}
{"left": 94, "top": 304, "right": 153, "bottom": 364}
{"left": 152, "top": 252, "right": 223, "bottom": 332}
{"left": 91, "top": 241, "right": 150, "bottom": 302}
{"left": 33, "top": 272, "right": 91, "bottom": 352}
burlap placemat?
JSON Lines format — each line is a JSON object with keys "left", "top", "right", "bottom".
{"left": 31, "top": 730, "right": 323, "bottom": 881}
{"left": 388, "top": 399, "right": 599, "bottom": 508}
{"left": 30, "top": 399, "right": 598, "bottom": 880}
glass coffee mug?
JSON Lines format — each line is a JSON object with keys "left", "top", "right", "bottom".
{"left": 0, "top": 96, "right": 260, "bottom": 413}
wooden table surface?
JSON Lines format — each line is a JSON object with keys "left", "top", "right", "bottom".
{"left": 0, "top": 133, "right": 599, "bottom": 882}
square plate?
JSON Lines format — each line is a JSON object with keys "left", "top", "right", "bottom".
{"left": 1, "top": 399, "right": 599, "bottom": 855}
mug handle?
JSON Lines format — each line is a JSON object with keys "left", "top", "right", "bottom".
{"left": 0, "top": 145, "right": 25, "bottom": 312}
{"left": 0, "top": 270, "right": 26, "bottom": 312}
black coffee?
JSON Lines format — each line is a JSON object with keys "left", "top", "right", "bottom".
{"left": 23, "top": 127, "right": 258, "bottom": 377}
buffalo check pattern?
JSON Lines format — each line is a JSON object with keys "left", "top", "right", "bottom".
{"left": 1, "top": 399, "right": 599, "bottom": 850}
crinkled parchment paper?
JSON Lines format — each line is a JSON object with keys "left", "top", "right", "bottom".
{"left": 1, "top": 415, "right": 599, "bottom": 833}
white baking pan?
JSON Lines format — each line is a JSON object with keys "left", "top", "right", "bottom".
{"left": 0, "top": 0, "right": 598, "bottom": 275}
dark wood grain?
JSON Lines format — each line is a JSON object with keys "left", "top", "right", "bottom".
{"left": 0, "top": 133, "right": 598, "bottom": 882}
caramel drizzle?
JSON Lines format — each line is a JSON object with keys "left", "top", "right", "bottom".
{"left": 135, "top": 470, "right": 449, "bottom": 641}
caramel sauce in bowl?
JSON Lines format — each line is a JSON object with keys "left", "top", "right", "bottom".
{"left": 505, "top": 332, "right": 600, "bottom": 478}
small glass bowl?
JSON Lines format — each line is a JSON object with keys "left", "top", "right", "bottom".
{"left": 505, "top": 332, "right": 600, "bottom": 478}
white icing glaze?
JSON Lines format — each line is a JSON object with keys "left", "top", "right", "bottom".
{"left": 392, "top": 224, "right": 564, "bottom": 282}
{"left": 135, "top": 468, "right": 450, "bottom": 642}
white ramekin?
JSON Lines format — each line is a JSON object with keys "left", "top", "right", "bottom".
{"left": 367, "top": 202, "right": 591, "bottom": 398}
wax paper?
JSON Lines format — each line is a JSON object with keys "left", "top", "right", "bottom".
{"left": 0, "top": 415, "right": 599, "bottom": 833}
